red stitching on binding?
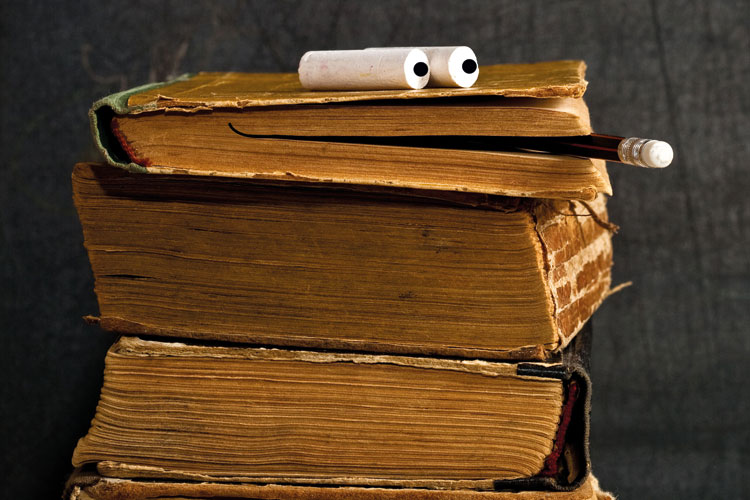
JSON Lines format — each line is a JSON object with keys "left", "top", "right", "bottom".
{"left": 539, "top": 380, "right": 579, "bottom": 477}
{"left": 111, "top": 117, "right": 152, "bottom": 168}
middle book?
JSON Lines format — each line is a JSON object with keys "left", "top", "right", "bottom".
{"left": 73, "top": 163, "right": 612, "bottom": 361}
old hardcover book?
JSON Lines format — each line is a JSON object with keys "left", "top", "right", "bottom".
{"left": 64, "top": 470, "right": 615, "bottom": 500}
{"left": 91, "top": 60, "right": 611, "bottom": 201}
{"left": 71, "top": 331, "right": 592, "bottom": 492}
{"left": 73, "top": 163, "right": 613, "bottom": 360}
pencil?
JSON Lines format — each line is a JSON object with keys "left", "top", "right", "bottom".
{"left": 507, "top": 134, "right": 674, "bottom": 168}
{"left": 228, "top": 124, "right": 673, "bottom": 168}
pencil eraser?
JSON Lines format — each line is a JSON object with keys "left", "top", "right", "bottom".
{"left": 641, "top": 140, "right": 673, "bottom": 168}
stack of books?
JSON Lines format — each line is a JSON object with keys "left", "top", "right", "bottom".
{"left": 65, "top": 60, "right": 616, "bottom": 500}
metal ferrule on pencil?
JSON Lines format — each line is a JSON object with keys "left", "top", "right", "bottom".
{"left": 617, "top": 137, "right": 674, "bottom": 168}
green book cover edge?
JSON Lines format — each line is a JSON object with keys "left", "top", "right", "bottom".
{"left": 89, "top": 74, "right": 194, "bottom": 173}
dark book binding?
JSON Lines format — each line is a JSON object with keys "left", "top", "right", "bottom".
{"left": 497, "top": 321, "right": 592, "bottom": 491}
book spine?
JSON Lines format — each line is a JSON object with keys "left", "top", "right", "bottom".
{"left": 498, "top": 333, "right": 592, "bottom": 492}
{"left": 533, "top": 196, "right": 613, "bottom": 347}
{"left": 89, "top": 75, "right": 193, "bottom": 172}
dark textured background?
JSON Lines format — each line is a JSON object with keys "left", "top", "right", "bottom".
{"left": 1, "top": 1, "right": 748, "bottom": 498}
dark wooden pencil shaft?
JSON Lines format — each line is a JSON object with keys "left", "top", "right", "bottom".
{"left": 228, "top": 124, "right": 623, "bottom": 161}
{"left": 511, "top": 136, "right": 622, "bottom": 162}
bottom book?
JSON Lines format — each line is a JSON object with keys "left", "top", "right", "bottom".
{"left": 64, "top": 468, "right": 615, "bottom": 500}
{"left": 71, "top": 333, "right": 592, "bottom": 491}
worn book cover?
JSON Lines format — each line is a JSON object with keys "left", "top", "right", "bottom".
{"left": 64, "top": 469, "right": 615, "bottom": 500}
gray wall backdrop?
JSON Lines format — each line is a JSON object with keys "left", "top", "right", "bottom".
{"left": 1, "top": 1, "right": 748, "bottom": 498}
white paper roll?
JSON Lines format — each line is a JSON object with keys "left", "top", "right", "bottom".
{"left": 367, "top": 46, "right": 479, "bottom": 88}
{"left": 298, "top": 48, "right": 430, "bottom": 90}
{"left": 420, "top": 46, "right": 479, "bottom": 88}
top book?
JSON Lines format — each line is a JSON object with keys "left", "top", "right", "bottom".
{"left": 91, "top": 60, "right": 611, "bottom": 201}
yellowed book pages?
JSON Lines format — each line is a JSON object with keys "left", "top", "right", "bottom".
{"left": 73, "top": 163, "right": 613, "bottom": 360}
{"left": 115, "top": 97, "right": 592, "bottom": 137}
{"left": 72, "top": 337, "right": 590, "bottom": 490}
{"left": 109, "top": 127, "right": 610, "bottom": 201}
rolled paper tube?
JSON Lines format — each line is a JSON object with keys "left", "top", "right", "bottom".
{"left": 419, "top": 46, "right": 479, "bottom": 88}
{"left": 298, "top": 48, "right": 430, "bottom": 90}
{"left": 367, "top": 46, "right": 479, "bottom": 87}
